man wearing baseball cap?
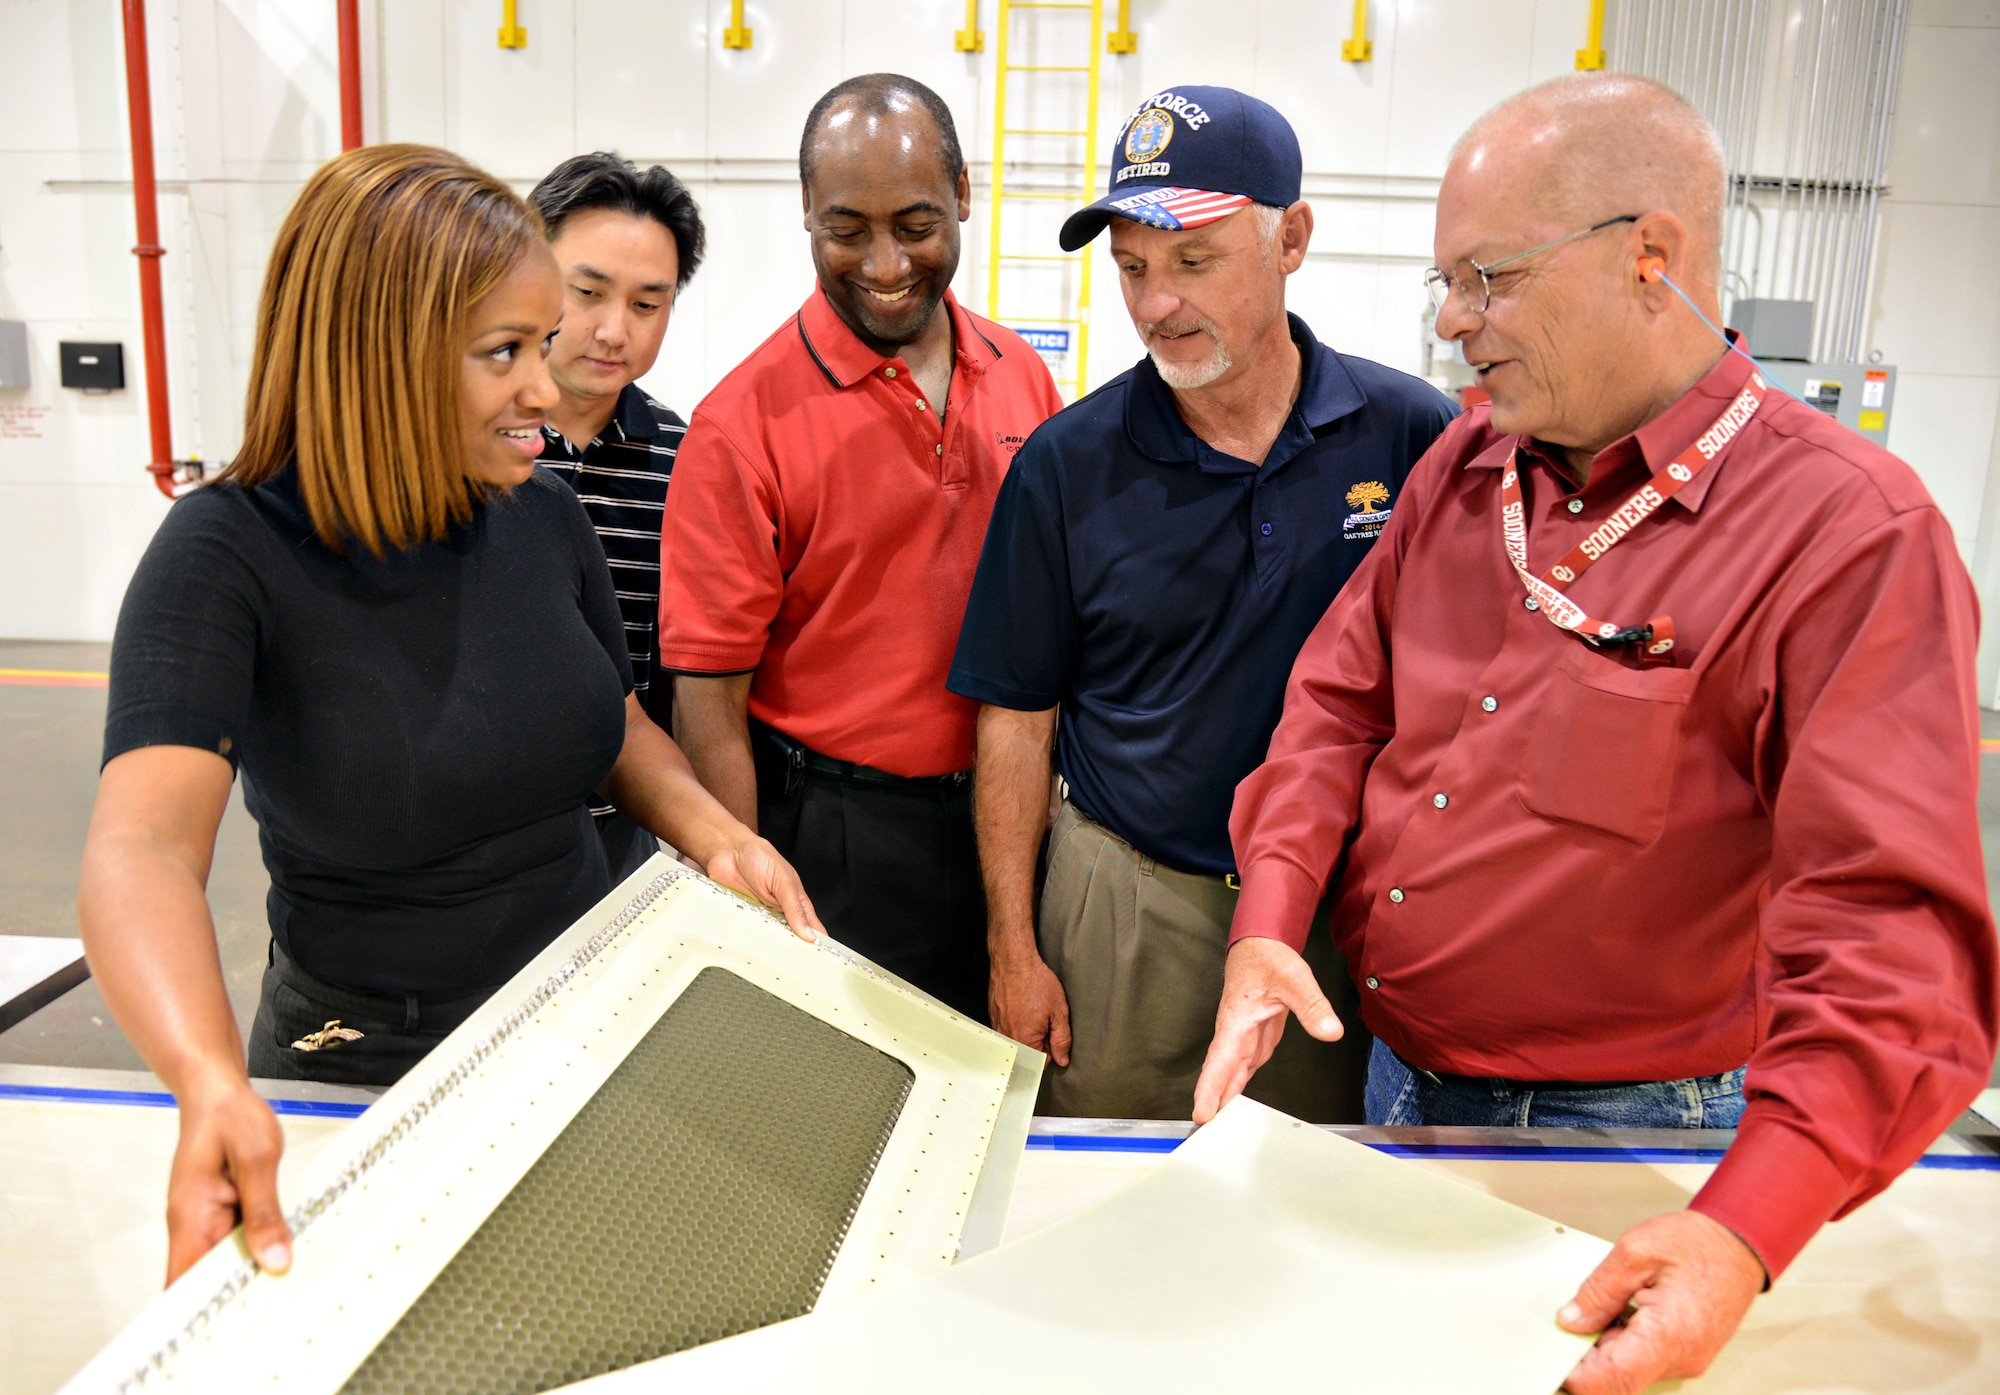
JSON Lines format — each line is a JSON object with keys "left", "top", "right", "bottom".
{"left": 949, "top": 87, "right": 1457, "bottom": 1120}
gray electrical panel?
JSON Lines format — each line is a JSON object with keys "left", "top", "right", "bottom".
{"left": 1727, "top": 299, "right": 1815, "bottom": 361}
{"left": 1758, "top": 361, "right": 1895, "bottom": 446}
{"left": 0, "top": 320, "right": 26, "bottom": 388}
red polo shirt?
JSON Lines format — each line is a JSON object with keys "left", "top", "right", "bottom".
{"left": 1230, "top": 347, "right": 1998, "bottom": 1278}
{"left": 658, "top": 286, "right": 1061, "bottom": 776}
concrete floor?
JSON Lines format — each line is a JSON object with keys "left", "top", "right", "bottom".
{"left": 5, "top": 637, "right": 1999, "bottom": 1088}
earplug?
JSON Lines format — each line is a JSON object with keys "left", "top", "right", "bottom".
{"left": 1639, "top": 256, "right": 1666, "bottom": 282}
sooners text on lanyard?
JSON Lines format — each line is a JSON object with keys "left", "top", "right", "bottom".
{"left": 1500, "top": 372, "right": 1767, "bottom": 664}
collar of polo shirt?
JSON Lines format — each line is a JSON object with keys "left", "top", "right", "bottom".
{"left": 795, "top": 284, "right": 1004, "bottom": 391}
{"left": 1123, "top": 313, "right": 1366, "bottom": 471}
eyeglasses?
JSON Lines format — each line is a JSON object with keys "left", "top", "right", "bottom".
{"left": 1424, "top": 214, "right": 1640, "bottom": 320}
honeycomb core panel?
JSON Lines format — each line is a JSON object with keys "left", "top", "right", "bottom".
{"left": 340, "top": 966, "right": 915, "bottom": 1395}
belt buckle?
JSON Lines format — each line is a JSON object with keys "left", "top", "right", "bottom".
{"left": 1224, "top": 873, "right": 1241, "bottom": 891}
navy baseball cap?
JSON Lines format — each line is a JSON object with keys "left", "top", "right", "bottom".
{"left": 1059, "top": 86, "right": 1303, "bottom": 252}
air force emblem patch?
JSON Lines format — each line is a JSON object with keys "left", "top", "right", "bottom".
{"left": 1124, "top": 108, "right": 1175, "bottom": 164}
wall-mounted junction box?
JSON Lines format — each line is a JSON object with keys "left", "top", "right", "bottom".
{"left": 0, "top": 321, "right": 27, "bottom": 388}
{"left": 59, "top": 341, "right": 124, "bottom": 391}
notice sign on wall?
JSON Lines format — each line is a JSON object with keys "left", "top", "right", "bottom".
{"left": 1012, "top": 327, "right": 1071, "bottom": 383}
{"left": 0, "top": 404, "right": 49, "bottom": 439}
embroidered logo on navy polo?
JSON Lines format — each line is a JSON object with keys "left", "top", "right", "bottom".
{"left": 1343, "top": 479, "right": 1392, "bottom": 541}
{"left": 1124, "top": 108, "right": 1175, "bottom": 165}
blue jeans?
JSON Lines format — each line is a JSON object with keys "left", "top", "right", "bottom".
{"left": 1365, "top": 1040, "right": 1747, "bottom": 1129}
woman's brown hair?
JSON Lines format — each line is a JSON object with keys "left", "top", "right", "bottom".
{"left": 222, "top": 144, "right": 544, "bottom": 554}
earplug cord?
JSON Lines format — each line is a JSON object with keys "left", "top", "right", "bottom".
{"left": 1649, "top": 265, "right": 1815, "bottom": 411}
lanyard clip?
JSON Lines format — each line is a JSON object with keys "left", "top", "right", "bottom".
{"left": 1584, "top": 615, "right": 1677, "bottom": 666}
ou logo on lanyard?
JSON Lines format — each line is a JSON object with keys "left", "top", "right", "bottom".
{"left": 1499, "top": 374, "right": 1767, "bottom": 664}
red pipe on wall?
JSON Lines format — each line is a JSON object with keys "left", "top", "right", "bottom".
{"left": 337, "top": 0, "right": 363, "bottom": 150}
{"left": 120, "top": 0, "right": 178, "bottom": 500}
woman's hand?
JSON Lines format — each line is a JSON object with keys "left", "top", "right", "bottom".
{"left": 603, "top": 695, "right": 824, "bottom": 940}
{"left": 707, "top": 832, "right": 824, "bottom": 942}
{"left": 165, "top": 1073, "right": 292, "bottom": 1285}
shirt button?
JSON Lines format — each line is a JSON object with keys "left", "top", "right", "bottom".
{"left": 1365, "top": 976, "right": 1381, "bottom": 990}
{"left": 935, "top": 443, "right": 944, "bottom": 456}
{"left": 1388, "top": 888, "right": 1405, "bottom": 903}
{"left": 884, "top": 367, "right": 898, "bottom": 378}
{"left": 1261, "top": 522, "right": 1273, "bottom": 536}
{"left": 1433, "top": 793, "right": 1448, "bottom": 809}
{"left": 1567, "top": 498, "right": 1585, "bottom": 514}
{"left": 914, "top": 399, "right": 927, "bottom": 412}
{"left": 1481, "top": 695, "right": 1498, "bottom": 713}
{"left": 1524, "top": 596, "right": 1540, "bottom": 611}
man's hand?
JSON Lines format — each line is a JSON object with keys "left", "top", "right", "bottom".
{"left": 989, "top": 951, "right": 1072, "bottom": 1065}
{"left": 1559, "top": 1209, "right": 1766, "bottom": 1394}
{"left": 165, "top": 1076, "right": 290, "bottom": 1286}
{"left": 707, "top": 834, "right": 823, "bottom": 942}
{"left": 1190, "top": 936, "right": 1343, "bottom": 1124}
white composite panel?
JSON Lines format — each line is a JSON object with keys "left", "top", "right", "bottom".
{"left": 57, "top": 856, "right": 1036, "bottom": 1394}
{"left": 582, "top": 1097, "right": 1613, "bottom": 1395}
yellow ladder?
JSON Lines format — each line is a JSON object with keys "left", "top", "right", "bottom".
{"left": 985, "top": 0, "right": 1106, "bottom": 400}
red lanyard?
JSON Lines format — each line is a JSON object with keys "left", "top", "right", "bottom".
{"left": 1501, "top": 372, "right": 1767, "bottom": 664}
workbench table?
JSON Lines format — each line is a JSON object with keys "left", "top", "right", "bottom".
{"left": 4, "top": 1064, "right": 1995, "bottom": 1394}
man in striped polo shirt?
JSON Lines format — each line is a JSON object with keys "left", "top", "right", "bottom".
{"left": 529, "top": 152, "right": 707, "bottom": 879}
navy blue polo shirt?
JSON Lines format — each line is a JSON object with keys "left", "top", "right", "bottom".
{"left": 947, "top": 314, "right": 1456, "bottom": 875}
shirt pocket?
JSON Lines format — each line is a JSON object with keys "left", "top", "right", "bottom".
{"left": 1517, "top": 647, "right": 1698, "bottom": 846}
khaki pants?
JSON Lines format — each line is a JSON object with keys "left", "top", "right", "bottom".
{"left": 1036, "top": 801, "right": 1370, "bottom": 1123}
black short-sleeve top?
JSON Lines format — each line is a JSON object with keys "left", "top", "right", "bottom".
{"left": 104, "top": 466, "right": 634, "bottom": 996}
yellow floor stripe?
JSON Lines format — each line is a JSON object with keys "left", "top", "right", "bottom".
{"left": 0, "top": 667, "right": 109, "bottom": 687}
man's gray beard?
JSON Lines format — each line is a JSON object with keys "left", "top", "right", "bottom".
{"left": 1145, "top": 325, "right": 1232, "bottom": 389}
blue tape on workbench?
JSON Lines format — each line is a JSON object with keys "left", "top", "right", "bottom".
{"left": 1028, "top": 1132, "right": 2000, "bottom": 1171}
{"left": 12, "top": 1087, "right": 1997, "bottom": 1168}
{"left": 1026, "top": 1133, "right": 1183, "bottom": 1153}
{"left": 0, "top": 1082, "right": 370, "bottom": 1119}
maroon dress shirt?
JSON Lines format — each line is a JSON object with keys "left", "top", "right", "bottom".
{"left": 1229, "top": 347, "right": 1999, "bottom": 1276}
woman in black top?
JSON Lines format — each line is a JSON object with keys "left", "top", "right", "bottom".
{"left": 77, "top": 146, "right": 819, "bottom": 1285}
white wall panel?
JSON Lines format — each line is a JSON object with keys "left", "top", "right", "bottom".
{"left": 1383, "top": 1, "right": 1535, "bottom": 176}
{"left": 0, "top": 483, "right": 171, "bottom": 640}
{"left": 450, "top": 0, "right": 578, "bottom": 180}
{"left": 1870, "top": 203, "right": 2000, "bottom": 379}
{"left": 1890, "top": 372, "right": 2000, "bottom": 550}
{"left": 705, "top": 0, "right": 845, "bottom": 164}
{"left": 1886, "top": 23, "right": 2000, "bottom": 208}
{"left": 574, "top": 1, "right": 709, "bottom": 161}
{"left": 1251, "top": 0, "right": 1394, "bottom": 177}
{"left": 0, "top": 1, "right": 131, "bottom": 156}
{"left": 1909, "top": 0, "right": 2000, "bottom": 23}
{"left": 379, "top": 0, "right": 448, "bottom": 146}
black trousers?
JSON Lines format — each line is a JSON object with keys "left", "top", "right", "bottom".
{"left": 754, "top": 729, "right": 990, "bottom": 1024}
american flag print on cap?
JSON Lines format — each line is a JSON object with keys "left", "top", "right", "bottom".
{"left": 1105, "top": 186, "right": 1254, "bottom": 233}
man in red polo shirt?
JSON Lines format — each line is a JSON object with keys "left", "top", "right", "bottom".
{"left": 660, "top": 73, "right": 1061, "bottom": 1019}
{"left": 1194, "top": 75, "right": 1997, "bottom": 1392}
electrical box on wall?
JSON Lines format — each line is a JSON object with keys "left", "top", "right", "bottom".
{"left": 59, "top": 341, "right": 124, "bottom": 391}
{"left": 1760, "top": 361, "right": 1895, "bottom": 446}
{"left": 1726, "top": 300, "right": 1815, "bottom": 361}
{"left": 0, "top": 320, "right": 28, "bottom": 388}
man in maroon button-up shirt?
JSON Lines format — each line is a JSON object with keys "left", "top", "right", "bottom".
{"left": 1194, "top": 74, "right": 1998, "bottom": 1393}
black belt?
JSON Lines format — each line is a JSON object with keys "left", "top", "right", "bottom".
{"left": 270, "top": 942, "right": 497, "bottom": 1034}
{"left": 752, "top": 720, "right": 969, "bottom": 799}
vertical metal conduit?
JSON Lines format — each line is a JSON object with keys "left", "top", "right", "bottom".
{"left": 1612, "top": 0, "right": 1908, "bottom": 362}
{"left": 119, "top": 0, "right": 176, "bottom": 500}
